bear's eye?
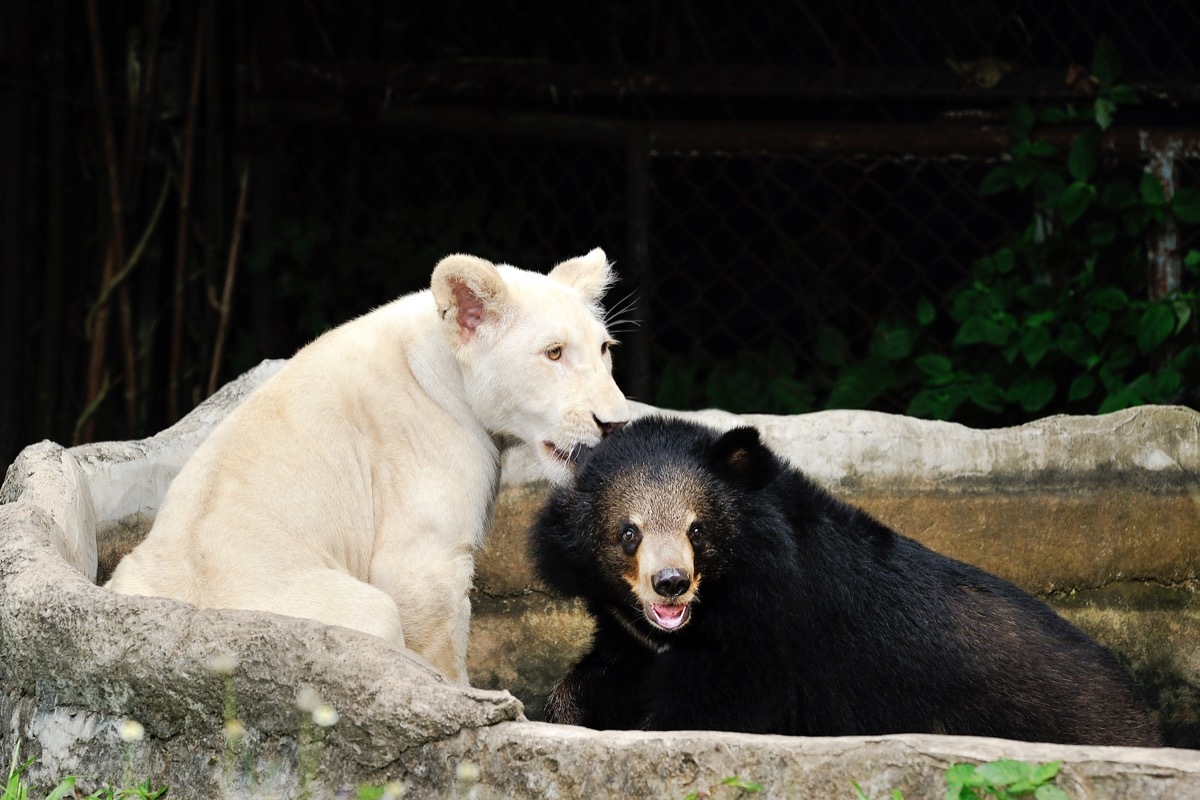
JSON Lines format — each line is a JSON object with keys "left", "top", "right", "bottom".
{"left": 688, "top": 521, "right": 705, "bottom": 543}
{"left": 545, "top": 344, "right": 564, "bottom": 361}
{"left": 619, "top": 524, "right": 642, "bottom": 555}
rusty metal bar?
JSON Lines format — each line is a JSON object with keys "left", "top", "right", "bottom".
{"left": 624, "top": 128, "right": 654, "bottom": 403}
{"left": 1145, "top": 141, "right": 1182, "bottom": 300}
{"left": 258, "top": 99, "right": 1200, "bottom": 161}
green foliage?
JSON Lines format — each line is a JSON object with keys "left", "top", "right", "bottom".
{"left": 658, "top": 37, "right": 1198, "bottom": 423}
{"left": 2, "top": 741, "right": 165, "bottom": 800}
{"left": 851, "top": 758, "right": 1069, "bottom": 800}
{"left": 682, "top": 774, "right": 764, "bottom": 800}
{"left": 945, "top": 760, "right": 1069, "bottom": 800}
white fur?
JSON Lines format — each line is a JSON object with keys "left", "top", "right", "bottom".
{"left": 107, "top": 249, "right": 629, "bottom": 683}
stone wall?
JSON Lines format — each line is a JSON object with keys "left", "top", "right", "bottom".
{"left": 1, "top": 361, "right": 1198, "bottom": 798}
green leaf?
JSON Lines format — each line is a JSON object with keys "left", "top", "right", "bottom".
{"left": 1012, "top": 374, "right": 1057, "bottom": 413}
{"left": 968, "top": 379, "right": 1005, "bottom": 413}
{"left": 1108, "top": 83, "right": 1139, "bottom": 105}
{"left": 915, "top": 354, "right": 953, "bottom": 380}
{"left": 1011, "top": 103, "right": 1037, "bottom": 138}
{"left": 955, "top": 316, "right": 1011, "bottom": 347}
{"left": 1172, "top": 297, "right": 1193, "bottom": 333}
{"left": 916, "top": 296, "right": 936, "bottom": 326}
{"left": 980, "top": 167, "right": 1013, "bottom": 195}
{"left": 816, "top": 326, "right": 849, "bottom": 366}
{"left": 1094, "top": 96, "right": 1116, "bottom": 130}
{"left": 976, "top": 759, "right": 1033, "bottom": 788}
{"left": 1140, "top": 172, "right": 1167, "bottom": 206}
{"left": 1029, "top": 140, "right": 1057, "bottom": 157}
{"left": 1031, "top": 760, "right": 1062, "bottom": 786}
{"left": 993, "top": 248, "right": 1016, "bottom": 273}
{"left": 907, "top": 386, "right": 966, "bottom": 420}
{"left": 1153, "top": 368, "right": 1182, "bottom": 400}
{"left": 1038, "top": 107, "right": 1069, "bottom": 124}
{"left": 827, "top": 361, "right": 895, "bottom": 409}
{"left": 768, "top": 376, "right": 815, "bottom": 413}
{"left": 850, "top": 781, "right": 870, "bottom": 800}
{"left": 1092, "top": 36, "right": 1122, "bottom": 86}
{"left": 1099, "top": 389, "right": 1135, "bottom": 414}
{"left": 1069, "top": 374, "right": 1096, "bottom": 401}
{"left": 1138, "top": 304, "right": 1176, "bottom": 352}
{"left": 1035, "top": 786, "right": 1071, "bottom": 800}
{"left": 44, "top": 778, "right": 77, "bottom": 800}
{"left": 1011, "top": 157, "right": 1041, "bottom": 190}
{"left": 1085, "top": 310, "right": 1112, "bottom": 339}
{"left": 1186, "top": 249, "right": 1200, "bottom": 268}
{"left": 1059, "top": 181, "right": 1096, "bottom": 225}
{"left": 1068, "top": 129, "right": 1099, "bottom": 180}
{"left": 1059, "top": 322, "right": 1092, "bottom": 364}
{"left": 1170, "top": 187, "right": 1200, "bottom": 223}
{"left": 874, "top": 325, "right": 915, "bottom": 361}
{"left": 1021, "top": 325, "right": 1052, "bottom": 367}
{"left": 721, "top": 775, "right": 764, "bottom": 792}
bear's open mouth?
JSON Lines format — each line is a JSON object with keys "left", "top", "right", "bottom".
{"left": 647, "top": 602, "right": 691, "bottom": 632}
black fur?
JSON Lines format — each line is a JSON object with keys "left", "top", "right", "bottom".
{"left": 529, "top": 415, "right": 1162, "bottom": 745}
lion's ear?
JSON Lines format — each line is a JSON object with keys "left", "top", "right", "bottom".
{"left": 431, "top": 254, "right": 510, "bottom": 344}
{"left": 548, "top": 247, "right": 614, "bottom": 306}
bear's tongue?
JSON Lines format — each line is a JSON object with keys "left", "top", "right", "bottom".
{"left": 650, "top": 603, "right": 688, "bottom": 631}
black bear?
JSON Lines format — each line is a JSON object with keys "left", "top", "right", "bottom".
{"left": 529, "top": 415, "right": 1162, "bottom": 745}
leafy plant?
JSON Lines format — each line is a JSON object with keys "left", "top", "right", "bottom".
{"left": 851, "top": 758, "right": 1069, "bottom": 800}
{"left": 682, "top": 774, "right": 764, "bottom": 800}
{"left": 944, "top": 759, "right": 1068, "bottom": 800}
{"left": 824, "top": 37, "right": 1200, "bottom": 424}
{"left": 2, "top": 740, "right": 164, "bottom": 800}
{"left": 657, "top": 37, "right": 1199, "bottom": 425}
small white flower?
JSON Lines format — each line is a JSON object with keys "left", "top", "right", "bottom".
{"left": 223, "top": 719, "right": 245, "bottom": 740}
{"left": 118, "top": 719, "right": 144, "bottom": 743}
{"left": 312, "top": 703, "right": 339, "bottom": 727}
{"left": 455, "top": 761, "right": 480, "bottom": 784}
{"left": 380, "top": 781, "right": 408, "bottom": 799}
{"left": 296, "top": 684, "right": 321, "bottom": 713}
{"left": 209, "top": 651, "right": 239, "bottom": 675}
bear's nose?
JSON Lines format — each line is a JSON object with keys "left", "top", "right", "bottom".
{"left": 594, "top": 415, "right": 627, "bottom": 437}
{"left": 652, "top": 568, "right": 690, "bottom": 598}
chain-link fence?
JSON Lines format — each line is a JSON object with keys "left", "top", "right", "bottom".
{"left": 7, "top": 1, "right": 1200, "bottom": 471}
{"left": 249, "top": 0, "right": 1200, "bottom": 419}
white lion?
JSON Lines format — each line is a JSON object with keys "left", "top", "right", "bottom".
{"left": 107, "top": 249, "right": 630, "bottom": 684}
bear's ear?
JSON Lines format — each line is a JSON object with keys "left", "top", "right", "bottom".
{"left": 431, "top": 254, "right": 510, "bottom": 345}
{"left": 547, "top": 247, "right": 614, "bottom": 306}
{"left": 709, "top": 426, "right": 778, "bottom": 490}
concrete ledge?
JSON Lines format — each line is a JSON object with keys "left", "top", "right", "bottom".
{"left": 1, "top": 361, "right": 1197, "bottom": 797}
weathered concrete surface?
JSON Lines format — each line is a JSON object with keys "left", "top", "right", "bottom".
{"left": 443, "top": 723, "right": 1200, "bottom": 799}
{"left": 1, "top": 361, "right": 1198, "bottom": 797}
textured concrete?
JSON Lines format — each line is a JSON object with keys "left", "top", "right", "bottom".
{"left": 1, "top": 360, "right": 1198, "bottom": 797}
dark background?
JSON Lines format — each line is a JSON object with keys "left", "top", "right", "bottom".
{"left": 2, "top": 1, "right": 1199, "bottom": 476}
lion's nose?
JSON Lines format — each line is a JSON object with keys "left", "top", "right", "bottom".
{"left": 594, "top": 415, "right": 627, "bottom": 437}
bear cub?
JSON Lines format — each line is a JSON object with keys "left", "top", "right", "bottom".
{"left": 529, "top": 416, "right": 1161, "bottom": 745}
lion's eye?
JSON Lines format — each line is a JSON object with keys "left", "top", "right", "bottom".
{"left": 619, "top": 524, "right": 642, "bottom": 554}
{"left": 688, "top": 521, "right": 705, "bottom": 543}
{"left": 545, "top": 345, "right": 564, "bottom": 361}
{"left": 601, "top": 340, "right": 615, "bottom": 356}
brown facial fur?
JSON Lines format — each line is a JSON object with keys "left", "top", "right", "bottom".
{"left": 595, "top": 465, "right": 712, "bottom": 618}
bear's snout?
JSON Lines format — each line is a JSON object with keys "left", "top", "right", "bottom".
{"left": 651, "top": 567, "right": 691, "bottom": 598}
